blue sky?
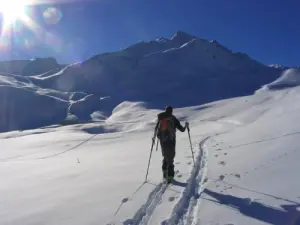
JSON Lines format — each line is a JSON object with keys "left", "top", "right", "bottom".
{"left": 1, "top": 0, "right": 299, "bottom": 67}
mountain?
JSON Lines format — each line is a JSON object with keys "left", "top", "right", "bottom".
{"left": 0, "top": 31, "right": 294, "bottom": 132}
{"left": 29, "top": 31, "right": 282, "bottom": 109}
{"left": 0, "top": 58, "right": 65, "bottom": 76}
{"left": 22, "top": 57, "right": 63, "bottom": 76}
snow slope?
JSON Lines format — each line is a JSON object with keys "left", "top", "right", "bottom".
{"left": 1, "top": 84, "right": 300, "bottom": 225}
{"left": 0, "top": 74, "right": 68, "bottom": 132}
{"left": 260, "top": 68, "right": 300, "bottom": 91}
{"left": 197, "top": 88, "right": 300, "bottom": 225}
{"left": 0, "top": 73, "right": 114, "bottom": 131}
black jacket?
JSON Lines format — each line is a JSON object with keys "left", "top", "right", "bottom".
{"left": 155, "top": 112, "right": 186, "bottom": 134}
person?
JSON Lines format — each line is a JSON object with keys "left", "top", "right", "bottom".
{"left": 155, "top": 106, "right": 189, "bottom": 183}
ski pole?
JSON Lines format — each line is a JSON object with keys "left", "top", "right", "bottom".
{"left": 187, "top": 123, "right": 195, "bottom": 167}
{"left": 145, "top": 137, "right": 155, "bottom": 182}
{"left": 145, "top": 127, "right": 158, "bottom": 182}
{"left": 156, "top": 138, "right": 159, "bottom": 152}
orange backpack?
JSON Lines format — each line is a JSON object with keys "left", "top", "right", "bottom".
{"left": 158, "top": 117, "right": 175, "bottom": 142}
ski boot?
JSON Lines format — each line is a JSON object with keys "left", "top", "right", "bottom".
{"left": 167, "top": 176, "right": 173, "bottom": 184}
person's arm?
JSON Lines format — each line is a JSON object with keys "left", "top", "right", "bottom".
{"left": 155, "top": 119, "right": 159, "bottom": 131}
{"left": 153, "top": 117, "right": 160, "bottom": 140}
{"left": 174, "top": 117, "right": 186, "bottom": 132}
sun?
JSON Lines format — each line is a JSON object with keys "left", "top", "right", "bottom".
{"left": 0, "top": 0, "right": 29, "bottom": 29}
{"left": 0, "top": 0, "right": 64, "bottom": 52}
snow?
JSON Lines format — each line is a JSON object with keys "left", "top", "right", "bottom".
{"left": 0, "top": 65, "right": 111, "bottom": 132}
{"left": 268, "top": 64, "right": 289, "bottom": 70}
{"left": 1, "top": 31, "right": 300, "bottom": 224}
{"left": 1, "top": 84, "right": 300, "bottom": 224}
{"left": 0, "top": 85, "right": 68, "bottom": 132}
{"left": 259, "top": 68, "right": 300, "bottom": 91}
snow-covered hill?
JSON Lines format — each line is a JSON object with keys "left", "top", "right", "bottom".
{"left": 0, "top": 31, "right": 292, "bottom": 132}
{"left": 260, "top": 68, "right": 300, "bottom": 90}
{"left": 1, "top": 83, "right": 300, "bottom": 225}
{"left": 0, "top": 72, "right": 111, "bottom": 131}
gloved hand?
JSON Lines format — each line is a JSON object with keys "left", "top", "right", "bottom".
{"left": 185, "top": 122, "right": 189, "bottom": 129}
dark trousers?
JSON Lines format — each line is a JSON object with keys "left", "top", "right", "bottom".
{"left": 161, "top": 140, "right": 176, "bottom": 177}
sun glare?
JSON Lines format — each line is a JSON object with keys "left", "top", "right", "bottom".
{"left": 0, "top": 0, "right": 29, "bottom": 29}
{"left": 0, "top": 0, "right": 64, "bottom": 53}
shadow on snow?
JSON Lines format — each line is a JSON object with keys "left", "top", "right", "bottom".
{"left": 203, "top": 188, "right": 300, "bottom": 225}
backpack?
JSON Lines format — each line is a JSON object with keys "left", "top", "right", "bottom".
{"left": 158, "top": 116, "right": 175, "bottom": 142}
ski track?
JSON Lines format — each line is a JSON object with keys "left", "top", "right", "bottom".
{"left": 161, "top": 137, "right": 209, "bottom": 225}
{"left": 120, "top": 137, "right": 209, "bottom": 225}
{"left": 186, "top": 139, "right": 209, "bottom": 225}
{"left": 122, "top": 182, "right": 169, "bottom": 225}
{"left": 111, "top": 137, "right": 210, "bottom": 225}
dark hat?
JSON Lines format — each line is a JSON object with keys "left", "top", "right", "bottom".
{"left": 165, "top": 105, "right": 173, "bottom": 114}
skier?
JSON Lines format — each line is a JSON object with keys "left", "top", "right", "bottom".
{"left": 155, "top": 106, "right": 189, "bottom": 183}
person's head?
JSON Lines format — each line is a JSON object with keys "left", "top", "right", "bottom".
{"left": 165, "top": 105, "right": 173, "bottom": 115}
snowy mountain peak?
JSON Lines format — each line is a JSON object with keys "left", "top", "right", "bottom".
{"left": 155, "top": 37, "right": 168, "bottom": 42}
{"left": 171, "top": 31, "right": 195, "bottom": 43}
{"left": 268, "top": 64, "right": 289, "bottom": 70}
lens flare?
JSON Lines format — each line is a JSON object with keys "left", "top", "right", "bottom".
{"left": 43, "top": 7, "right": 62, "bottom": 25}
{"left": 0, "top": 0, "right": 68, "bottom": 54}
